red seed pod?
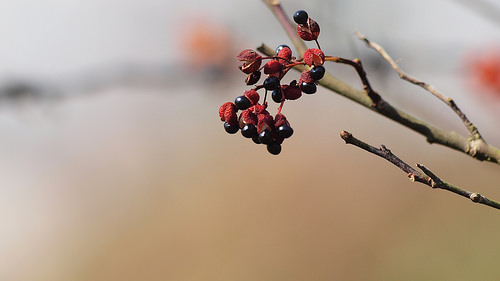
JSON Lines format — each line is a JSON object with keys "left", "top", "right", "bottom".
{"left": 263, "top": 60, "right": 283, "bottom": 74}
{"left": 243, "top": 89, "right": 260, "bottom": 105}
{"left": 219, "top": 102, "right": 233, "bottom": 121}
{"left": 303, "top": 48, "right": 325, "bottom": 66}
{"left": 236, "top": 49, "right": 263, "bottom": 74}
{"left": 299, "top": 70, "right": 315, "bottom": 84}
{"left": 296, "top": 18, "right": 320, "bottom": 41}
{"left": 274, "top": 113, "right": 289, "bottom": 128}
{"left": 257, "top": 113, "right": 274, "bottom": 132}
{"left": 239, "top": 109, "right": 258, "bottom": 126}
{"left": 277, "top": 47, "right": 292, "bottom": 62}
{"left": 308, "top": 18, "right": 320, "bottom": 38}
{"left": 283, "top": 81, "right": 302, "bottom": 100}
{"left": 223, "top": 103, "right": 237, "bottom": 126}
{"left": 250, "top": 103, "right": 268, "bottom": 115}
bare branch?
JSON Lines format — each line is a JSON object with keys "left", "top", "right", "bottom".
{"left": 258, "top": 2, "right": 500, "bottom": 164}
{"left": 257, "top": 43, "right": 500, "bottom": 164}
{"left": 354, "top": 31, "right": 484, "bottom": 142}
{"left": 340, "top": 130, "right": 500, "bottom": 210}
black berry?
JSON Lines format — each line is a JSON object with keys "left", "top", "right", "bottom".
{"left": 246, "top": 71, "right": 261, "bottom": 85}
{"left": 271, "top": 89, "right": 283, "bottom": 103}
{"left": 224, "top": 122, "right": 239, "bottom": 134}
{"left": 241, "top": 124, "right": 257, "bottom": 138}
{"left": 235, "top": 96, "right": 251, "bottom": 110}
{"left": 309, "top": 65, "right": 325, "bottom": 80}
{"left": 277, "top": 124, "right": 294, "bottom": 138}
{"left": 263, "top": 76, "right": 280, "bottom": 90}
{"left": 300, "top": 82, "right": 317, "bottom": 94}
{"left": 258, "top": 130, "right": 273, "bottom": 144}
{"left": 252, "top": 135, "right": 261, "bottom": 144}
{"left": 275, "top": 44, "right": 290, "bottom": 55}
{"left": 267, "top": 143, "right": 282, "bottom": 155}
{"left": 293, "top": 10, "right": 309, "bottom": 25}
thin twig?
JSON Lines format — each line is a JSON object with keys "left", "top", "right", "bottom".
{"left": 325, "top": 56, "right": 381, "bottom": 106}
{"left": 354, "top": 31, "right": 484, "bottom": 142}
{"left": 340, "top": 130, "right": 500, "bottom": 210}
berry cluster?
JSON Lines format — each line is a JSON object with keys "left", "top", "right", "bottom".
{"left": 218, "top": 10, "right": 326, "bottom": 155}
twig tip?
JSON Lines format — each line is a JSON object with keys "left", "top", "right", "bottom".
{"left": 340, "top": 130, "right": 352, "bottom": 141}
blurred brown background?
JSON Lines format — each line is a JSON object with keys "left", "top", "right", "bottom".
{"left": 1, "top": 0, "right": 500, "bottom": 280}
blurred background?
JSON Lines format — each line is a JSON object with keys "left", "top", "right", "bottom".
{"left": 1, "top": 0, "right": 500, "bottom": 280}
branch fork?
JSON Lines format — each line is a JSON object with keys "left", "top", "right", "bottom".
{"left": 341, "top": 131, "right": 500, "bottom": 210}
{"left": 260, "top": 0, "right": 500, "bottom": 211}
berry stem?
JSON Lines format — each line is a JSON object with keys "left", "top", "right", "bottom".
{"left": 277, "top": 88, "right": 286, "bottom": 114}
{"left": 325, "top": 56, "right": 381, "bottom": 106}
{"left": 285, "top": 61, "right": 306, "bottom": 68}
{"left": 261, "top": 56, "right": 293, "bottom": 64}
{"left": 314, "top": 39, "right": 321, "bottom": 50}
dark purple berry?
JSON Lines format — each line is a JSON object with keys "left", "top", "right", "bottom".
{"left": 252, "top": 135, "right": 261, "bottom": 144}
{"left": 267, "top": 143, "right": 282, "bottom": 155}
{"left": 263, "top": 76, "right": 280, "bottom": 90}
{"left": 271, "top": 89, "right": 283, "bottom": 103}
{"left": 300, "top": 82, "right": 317, "bottom": 94}
{"left": 275, "top": 44, "right": 291, "bottom": 55}
{"left": 293, "top": 10, "right": 309, "bottom": 25}
{"left": 258, "top": 130, "right": 273, "bottom": 144}
{"left": 277, "top": 124, "right": 294, "bottom": 138}
{"left": 309, "top": 65, "right": 325, "bottom": 80}
{"left": 235, "top": 96, "right": 251, "bottom": 110}
{"left": 224, "top": 122, "right": 239, "bottom": 134}
{"left": 241, "top": 124, "right": 257, "bottom": 138}
{"left": 246, "top": 71, "right": 261, "bottom": 85}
